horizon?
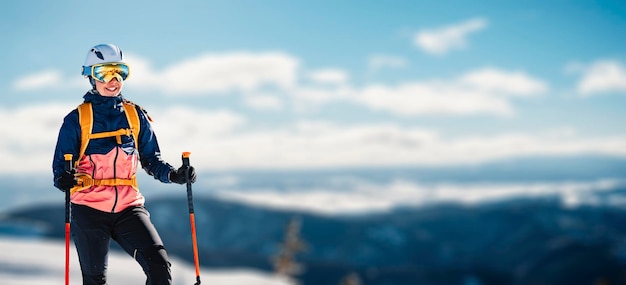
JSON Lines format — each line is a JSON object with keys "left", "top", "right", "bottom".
{"left": 2, "top": 155, "right": 625, "bottom": 216}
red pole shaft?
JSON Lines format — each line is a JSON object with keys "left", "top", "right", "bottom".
{"left": 182, "top": 152, "right": 201, "bottom": 284}
{"left": 190, "top": 213, "right": 201, "bottom": 278}
{"left": 63, "top": 154, "right": 73, "bottom": 285}
{"left": 65, "top": 222, "right": 70, "bottom": 285}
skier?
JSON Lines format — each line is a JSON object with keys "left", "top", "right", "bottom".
{"left": 52, "top": 43, "right": 197, "bottom": 285}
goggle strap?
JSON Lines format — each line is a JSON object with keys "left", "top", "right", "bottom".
{"left": 81, "top": 66, "right": 91, "bottom": 77}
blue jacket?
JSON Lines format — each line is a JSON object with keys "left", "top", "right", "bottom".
{"left": 52, "top": 91, "right": 174, "bottom": 212}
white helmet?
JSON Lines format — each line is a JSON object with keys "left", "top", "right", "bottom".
{"left": 83, "top": 44, "right": 125, "bottom": 67}
{"left": 81, "top": 44, "right": 129, "bottom": 87}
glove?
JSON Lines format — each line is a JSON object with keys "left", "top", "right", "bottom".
{"left": 57, "top": 169, "right": 77, "bottom": 192}
{"left": 169, "top": 165, "right": 197, "bottom": 184}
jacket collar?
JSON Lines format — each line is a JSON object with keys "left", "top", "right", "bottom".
{"left": 83, "top": 90, "right": 124, "bottom": 106}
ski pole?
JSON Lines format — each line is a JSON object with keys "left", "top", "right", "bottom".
{"left": 63, "top": 154, "right": 73, "bottom": 285}
{"left": 182, "top": 152, "right": 201, "bottom": 285}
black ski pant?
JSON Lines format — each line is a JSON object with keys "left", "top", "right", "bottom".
{"left": 71, "top": 204, "right": 172, "bottom": 285}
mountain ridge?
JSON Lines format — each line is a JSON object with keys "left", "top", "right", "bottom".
{"left": 2, "top": 194, "right": 626, "bottom": 285}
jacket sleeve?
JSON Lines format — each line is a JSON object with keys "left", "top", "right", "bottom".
{"left": 136, "top": 106, "right": 176, "bottom": 183}
{"left": 52, "top": 110, "right": 80, "bottom": 190}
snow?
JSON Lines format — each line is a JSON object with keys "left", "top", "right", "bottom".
{"left": 0, "top": 237, "right": 291, "bottom": 285}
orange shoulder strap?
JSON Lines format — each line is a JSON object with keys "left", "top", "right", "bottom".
{"left": 77, "top": 103, "right": 93, "bottom": 167}
{"left": 122, "top": 101, "right": 141, "bottom": 147}
{"left": 75, "top": 102, "right": 141, "bottom": 167}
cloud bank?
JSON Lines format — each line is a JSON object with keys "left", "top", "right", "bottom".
{"left": 215, "top": 178, "right": 626, "bottom": 215}
{"left": 125, "top": 52, "right": 300, "bottom": 94}
{"left": 13, "top": 50, "right": 549, "bottom": 118}
{"left": 6, "top": 51, "right": 625, "bottom": 175}
{"left": 3, "top": 103, "right": 625, "bottom": 174}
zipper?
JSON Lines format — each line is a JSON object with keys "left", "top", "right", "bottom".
{"left": 89, "top": 155, "right": 96, "bottom": 181}
{"left": 111, "top": 146, "right": 120, "bottom": 213}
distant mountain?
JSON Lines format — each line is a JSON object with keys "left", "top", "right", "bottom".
{"left": 3, "top": 154, "right": 626, "bottom": 213}
{"left": 2, "top": 192, "right": 626, "bottom": 285}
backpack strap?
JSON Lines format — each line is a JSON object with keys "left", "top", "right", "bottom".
{"left": 76, "top": 101, "right": 141, "bottom": 166}
{"left": 77, "top": 103, "right": 93, "bottom": 168}
{"left": 122, "top": 100, "right": 140, "bottom": 149}
{"left": 71, "top": 101, "right": 142, "bottom": 193}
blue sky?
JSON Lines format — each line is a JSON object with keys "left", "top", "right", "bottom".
{"left": 2, "top": 0, "right": 626, "bottom": 176}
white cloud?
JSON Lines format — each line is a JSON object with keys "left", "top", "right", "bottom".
{"left": 243, "top": 93, "right": 284, "bottom": 110}
{"left": 286, "top": 67, "right": 547, "bottom": 117}
{"left": 13, "top": 70, "right": 62, "bottom": 90}
{"left": 354, "top": 67, "right": 547, "bottom": 116}
{"left": 13, "top": 52, "right": 300, "bottom": 95}
{"left": 13, "top": 70, "right": 84, "bottom": 91}
{"left": 216, "top": 178, "right": 626, "bottom": 215}
{"left": 149, "top": 106, "right": 247, "bottom": 143}
{"left": 0, "top": 103, "right": 80, "bottom": 173}
{"left": 12, "top": 51, "right": 545, "bottom": 118}
{"left": 130, "top": 115, "right": 626, "bottom": 171}
{"left": 2, "top": 104, "right": 626, "bottom": 174}
{"left": 291, "top": 85, "right": 355, "bottom": 105}
{"left": 127, "top": 52, "right": 300, "bottom": 94}
{"left": 307, "top": 69, "right": 349, "bottom": 85}
{"left": 358, "top": 82, "right": 514, "bottom": 116}
{"left": 576, "top": 60, "right": 626, "bottom": 95}
{"left": 459, "top": 68, "right": 548, "bottom": 96}
{"left": 415, "top": 17, "right": 488, "bottom": 55}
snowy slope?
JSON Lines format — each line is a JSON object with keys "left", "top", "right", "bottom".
{"left": 0, "top": 237, "right": 291, "bottom": 285}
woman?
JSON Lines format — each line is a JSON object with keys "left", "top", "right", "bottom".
{"left": 52, "top": 43, "right": 196, "bottom": 285}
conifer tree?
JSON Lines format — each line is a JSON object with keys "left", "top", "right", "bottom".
{"left": 273, "top": 216, "right": 308, "bottom": 284}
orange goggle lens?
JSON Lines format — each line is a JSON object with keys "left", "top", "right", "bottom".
{"left": 82, "top": 63, "right": 130, "bottom": 82}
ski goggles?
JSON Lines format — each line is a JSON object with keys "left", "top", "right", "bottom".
{"left": 82, "top": 63, "right": 130, "bottom": 82}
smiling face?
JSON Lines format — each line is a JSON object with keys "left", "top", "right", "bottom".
{"left": 94, "top": 77, "right": 123, "bottom": 97}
